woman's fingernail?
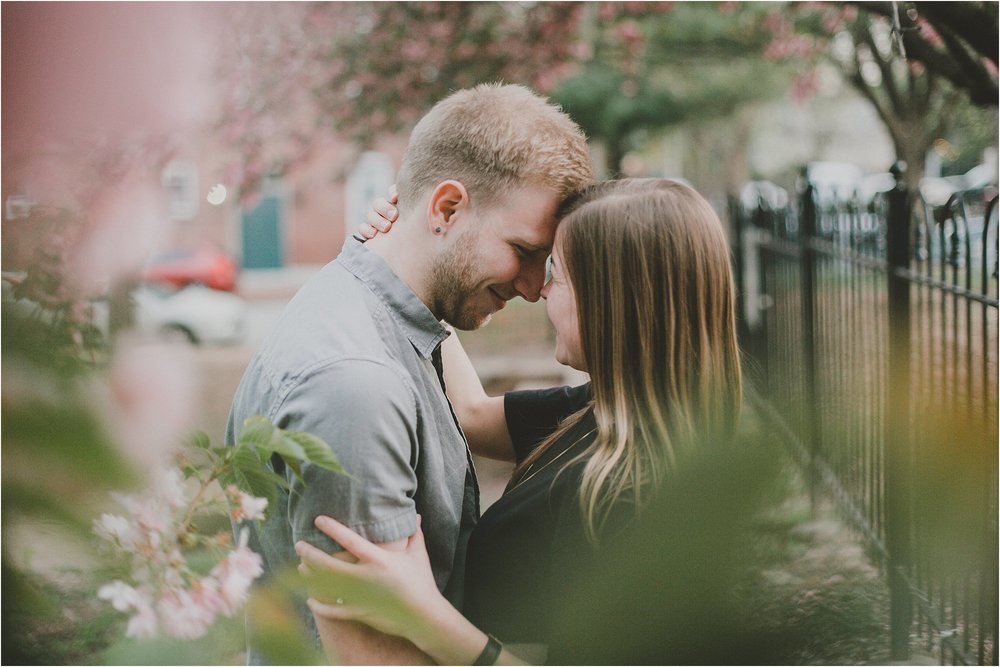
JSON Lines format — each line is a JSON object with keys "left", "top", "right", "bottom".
{"left": 387, "top": 206, "right": 397, "bottom": 218}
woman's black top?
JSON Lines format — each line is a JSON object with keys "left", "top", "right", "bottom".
{"left": 462, "top": 383, "right": 635, "bottom": 652}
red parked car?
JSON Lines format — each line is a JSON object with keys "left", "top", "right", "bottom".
{"left": 141, "top": 245, "right": 238, "bottom": 292}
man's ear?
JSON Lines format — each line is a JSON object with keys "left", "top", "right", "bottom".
{"left": 426, "top": 180, "right": 469, "bottom": 236}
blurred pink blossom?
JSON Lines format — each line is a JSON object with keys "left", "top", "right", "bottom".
{"left": 191, "top": 578, "right": 228, "bottom": 617}
{"left": 212, "top": 529, "right": 264, "bottom": 614}
{"left": 95, "top": 471, "right": 268, "bottom": 639}
{"left": 98, "top": 580, "right": 160, "bottom": 639}
{"left": 822, "top": 11, "right": 845, "bottom": 34}
{"left": 917, "top": 19, "right": 944, "bottom": 49}
{"left": 229, "top": 485, "right": 268, "bottom": 522}
{"left": 158, "top": 588, "right": 217, "bottom": 640}
{"left": 790, "top": 68, "right": 822, "bottom": 103}
{"left": 3, "top": 3, "right": 226, "bottom": 304}
{"left": 615, "top": 19, "right": 643, "bottom": 43}
{"left": 125, "top": 596, "right": 160, "bottom": 640}
{"left": 239, "top": 494, "right": 268, "bottom": 522}
{"left": 109, "top": 491, "right": 173, "bottom": 548}
{"left": 98, "top": 580, "right": 142, "bottom": 613}
{"left": 94, "top": 513, "right": 141, "bottom": 550}
{"left": 2, "top": 3, "right": 221, "bottom": 156}
{"left": 97, "top": 336, "right": 197, "bottom": 473}
{"left": 571, "top": 40, "right": 594, "bottom": 61}
{"left": 66, "top": 174, "right": 169, "bottom": 297}
{"left": 156, "top": 468, "right": 190, "bottom": 510}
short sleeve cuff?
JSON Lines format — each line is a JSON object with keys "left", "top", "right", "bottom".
{"left": 298, "top": 507, "right": 419, "bottom": 553}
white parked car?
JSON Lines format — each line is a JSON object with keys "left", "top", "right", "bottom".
{"left": 133, "top": 283, "right": 246, "bottom": 345}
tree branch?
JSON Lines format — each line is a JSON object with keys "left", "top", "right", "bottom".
{"left": 917, "top": 1, "right": 998, "bottom": 65}
{"left": 925, "top": 14, "right": 1000, "bottom": 106}
{"left": 846, "top": 1, "right": 998, "bottom": 106}
{"left": 858, "top": 19, "right": 903, "bottom": 113}
{"left": 855, "top": 1, "right": 997, "bottom": 63}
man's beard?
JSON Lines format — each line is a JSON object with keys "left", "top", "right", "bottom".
{"left": 428, "top": 227, "right": 494, "bottom": 331}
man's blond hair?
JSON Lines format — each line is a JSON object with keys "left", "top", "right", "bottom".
{"left": 396, "top": 83, "right": 593, "bottom": 214}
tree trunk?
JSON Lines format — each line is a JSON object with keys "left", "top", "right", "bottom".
{"left": 605, "top": 134, "right": 625, "bottom": 179}
{"left": 724, "top": 113, "right": 754, "bottom": 197}
{"left": 895, "top": 138, "right": 926, "bottom": 196}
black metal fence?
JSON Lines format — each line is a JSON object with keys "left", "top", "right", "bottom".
{"left": 732, "top": 164, "right": 998, "bottom": 664}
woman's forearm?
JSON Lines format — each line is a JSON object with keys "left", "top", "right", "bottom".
{"left": 411, "top": 597, "right": 528, "bottom": 666}
{"left": 441, "top": 329, "right": 488, "bottom": 415}
{"left": 441, "top": 330, "right": 514, "bottom": 461}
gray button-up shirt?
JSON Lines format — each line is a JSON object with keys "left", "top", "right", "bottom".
{"left": 226, "top": 237, "right": 479, "bottom": 663}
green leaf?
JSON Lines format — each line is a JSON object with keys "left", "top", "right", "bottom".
{"left": 238, "top": 416, "right": 278, "bottom": 450}
{"left": 239, "top": 417, "right": 309, "bottom": 465}
{"left": 227, "top": 417, "right": 348, "bottom": 514}
{"left": 211, "top": 446, "right": 233, "bottom": 461}
{"left": 3, "top": 384, "right": 134, "bottom": 489}
{"left": 187, "top": 431, "right": 211, "bottom": 450}
{"left": 280, "top": 455, "right": 304, "bottom": 484}
{"left": 263, "top": 432, "right": 307, "bottom": 463}
{"left": 2, "top": 482, "right": 93, "bottom": 537}
{"left": 245, "top": 575, "right": 325, "bottom": 666}
{"left": 222, "top": 448, "right": 282, "bottom": 510}
{"left": 238, "top": 416, "right": 347, "bottom": 476}
{"left": 283, "top": 430, "right": 346, "bottom": 476}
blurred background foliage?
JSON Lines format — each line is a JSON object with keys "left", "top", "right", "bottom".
{"left": 220, "top": 1, "right": 996, "bottom": 197}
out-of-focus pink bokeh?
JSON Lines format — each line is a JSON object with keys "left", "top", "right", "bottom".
{"left": 3, "top": 3, "right": 230, "bottom": 293}
{"left": 2, "top": 2, "right": 222, "bottom": 157}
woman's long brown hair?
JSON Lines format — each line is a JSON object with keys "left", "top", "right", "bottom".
{"left": 509, "top": 179, "right": 742, "bottom": 543}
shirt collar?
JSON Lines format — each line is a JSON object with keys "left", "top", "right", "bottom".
{"left": 338, "top": 237, "right": 449, "bottom": 359}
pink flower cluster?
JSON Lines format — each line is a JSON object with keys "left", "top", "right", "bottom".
{"left": 228, "top": 484, "right": 268, "bottom": 522}
{"left": 95, "top": 468, "right": 266, "bottom": 640}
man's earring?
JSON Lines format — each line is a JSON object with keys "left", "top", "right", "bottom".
{"left": 434, "top": 227, "right": 442, "bottom": 234}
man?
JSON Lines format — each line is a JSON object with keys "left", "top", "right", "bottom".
{"left": 226, "top": 83, "right": 593, "bottom": 664}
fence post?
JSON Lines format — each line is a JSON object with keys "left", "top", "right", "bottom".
{"left": 885, "top": 161, "right": 913, "bottom": 661}
{"left": 798, "top": 175, "right": 821, "bottom": 514}
{"left": 729, "top": 195, "right": 749, "bottom": 344}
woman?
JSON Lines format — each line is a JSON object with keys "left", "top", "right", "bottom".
{"left": 295, "top": 178, "right": 742, "bottom": 664}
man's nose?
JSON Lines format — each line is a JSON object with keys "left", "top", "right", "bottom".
{"left": 513, "top": 256, "right": 546, "bottom": 303}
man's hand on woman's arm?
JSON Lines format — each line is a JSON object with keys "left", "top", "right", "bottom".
{"left": 299, "top": 516, "right": 528, "bottom": 665}
{"left": 310, "top": 537, "right": 435, "bottom": 665}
